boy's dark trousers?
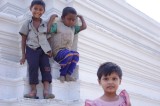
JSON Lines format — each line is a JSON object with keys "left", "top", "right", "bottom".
{"left": 26, "top": 46, "right": 52, "bottom": 84}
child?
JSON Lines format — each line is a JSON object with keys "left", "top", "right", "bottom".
{"left": 19, "top": 0, "right": 54, "bottom": 99}
{"left": 47, "top": 7, "right": 87, "bottom": 83}
{"left": 85, "top": 62, "right": 131, "bottom": 106}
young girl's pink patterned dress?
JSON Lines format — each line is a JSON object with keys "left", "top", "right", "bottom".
{"left": 85, "top": 90, "right": 131, "bottom": 106}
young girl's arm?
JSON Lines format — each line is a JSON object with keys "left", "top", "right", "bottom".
{"left": 77, "top": 15, "right": 87, "bottom": 31}
{"left": 47, "top": 14, "right": 58, "bottom": 33}
{"left": 20, "top": 35, "right": 27, "bottom": 65}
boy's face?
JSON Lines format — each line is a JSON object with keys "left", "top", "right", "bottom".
{"left": 98, "top": 72, "right": 121, "bottom": 95}
{"left": 30, "top": 4, "right": 45, "bottom": 19}
{"left": 62, "top": 13, "right": 77, "bottom": 27}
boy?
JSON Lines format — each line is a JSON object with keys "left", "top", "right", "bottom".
{"left": 19, "top": 0, "right": 54, "bottom": 99}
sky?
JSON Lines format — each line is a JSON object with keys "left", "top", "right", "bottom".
{"left": 126, "top": 0, "right": 160, "bottom": 23}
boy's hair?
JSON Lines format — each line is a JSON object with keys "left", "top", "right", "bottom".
{"left": 61, "top": 7, "right": 77, "bottom": 18}
{"left": 30, "top": 0, "right": 45, "bottom": 10}
{"left": 97, "top": 62, "right": 122, "bottom": 80}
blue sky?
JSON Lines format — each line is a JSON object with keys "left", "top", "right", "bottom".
{"left": 126, "top": 0, "right": 160, "bottom": 23}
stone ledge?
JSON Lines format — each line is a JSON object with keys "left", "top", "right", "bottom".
{"left": 0, "top": 98, "right": 83, "bottom": 106}
{"left": 0, "top": 76, "right": 80, "bottom": 101}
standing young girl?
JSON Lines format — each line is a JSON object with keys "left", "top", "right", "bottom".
{"left": 19, "top": 0, "right": 54, "bottom": 99}
{"left": 47, "top": 7, "right": 87, "bottom": 83}
{"left": 85, "top": 62, "right": 131, "bottom": 106}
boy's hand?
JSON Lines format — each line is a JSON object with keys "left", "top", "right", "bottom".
{"left": 46, "top": 51, "right": 52, "bottom": 57}
{"left": 77, "top": 15, "right": 87, "bottom": 30}
{"left": 20, "top": 54, "right": 25, "bottom": 65}
{"left": 50, "top": 14, "right": 58, "bottom": 21}
{"left": 47, "top": 14, "right": 58, "bottom": 33}
{"left": 77, "top": 15, "right": 83, "bottom": 19}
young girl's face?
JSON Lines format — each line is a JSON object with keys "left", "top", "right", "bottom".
{"left": 30, "top": 4, "right": 45, "bottom": 19}
{"left": 99, "top": 72, "right": 121, "bottom": 95}
{"left": 62, "top": 13, "right": 77, "bottom": 27}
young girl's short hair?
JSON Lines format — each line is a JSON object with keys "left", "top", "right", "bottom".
{"left": 30, "top": 0, "right": 45, "bottom": 10}
{"left": 61, "top": 7, "right": 77, "bottom": 18}
{"left": 97, "top": 62, "right": 122, "bottom": 80}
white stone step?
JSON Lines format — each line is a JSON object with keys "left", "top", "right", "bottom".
{"left": 0, "top": 59, "right": 80, "bottom": 101}
{"left": 0, "top": 99, "right": 83, "bottom": 106}
{"left": 0, "top": 76, "right": 80, "bottom": 101}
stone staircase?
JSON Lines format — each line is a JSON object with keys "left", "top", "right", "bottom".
{"left": 0, "top": 58, "right": 81, "bottom": 106}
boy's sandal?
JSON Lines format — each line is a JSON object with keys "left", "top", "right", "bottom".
{"left": 24, "top": 93, "right": 39, "bottom": 99}
{"left": 44, "top": 93, "right": 55, "bottom": 99}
